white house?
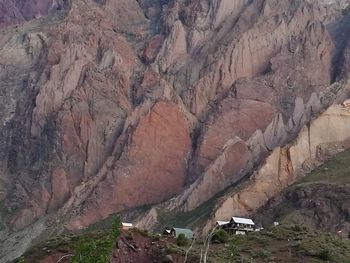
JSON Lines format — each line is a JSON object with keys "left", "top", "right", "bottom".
{"left": 122, "top": 222, "right": 133, "bottom": 230}
{"left": 229, "top": 217, "right": 256, "bottom": 235}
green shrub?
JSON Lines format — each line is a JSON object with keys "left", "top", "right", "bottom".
{"left": 291, "top": 224, "right": 306, "bottom": 233}
{"left": 176, "top": 234, "right": 188, "bottom": 247}
{"left": 139, "top": 229, "right": 149, "bottom": 237}
{"left": 125, "top": 232, "right": 133, "bottom": 241}
{"left": 152, "top": 234, "right": 160, "bottom": 241}
{"left": 317, "top": 249, "right": 332, "bottom": 261}
{"left": 70, "top": 216, "right": 121, "bottom": 263}
{"left": 251, "top": 249, "right": 272, "bottom": 260}
{"left": 212, "top": 229, "right": 229, "bottom": 243}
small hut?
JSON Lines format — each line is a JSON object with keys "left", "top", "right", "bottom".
{"left": 169, "top": 228, "right": 194, "bottom": 239}
{"left": 216, "top": 220, "right": 230, "bottom": 231}
{"left": 163, "top": 228, "right": 172, "bottom": 236}
{"left": 216, "top": 220, "right": 230, "bottom": 227}
{"left": 122, "top": 222, "right": 133, "bottom": 230}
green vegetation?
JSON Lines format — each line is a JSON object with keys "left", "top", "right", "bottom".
{"left": 176, "top": 233, "right": 188, "bottom": 247}
{"left": 162, "top": 224, "right": 350, "bottom": 262}
{"left": 214, "top": 224, "right": 350, "bottom": 263}
{"left": 70, "top": 216, "right": 121, "bottom": 263}
{"left": 212, "top": 229, "right": 229, "bottom": 244}
{"left": 16, "top": 220, "right": 350, "bottom": 263}
{"left": 156, "top": 184, "right": 241, "bottom": 232}
{"left": 157, "top": 197, "right": 217, "bottom": 231}
{"left": 167, "top": 224, "right": 350, "bottom": 263}
{"left": 16, "top": 216, "right": 122, "bottom": 263}
{"left": 255, "top": 148, "right": 350, "bottom": 228}
{"left": 138, "top": 229, "right": 150, "bottom": 237}
{"left": 297, "top": 149, "right": 350, "bottom": 185}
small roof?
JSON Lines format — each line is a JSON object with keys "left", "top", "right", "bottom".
{"left": 217, "top": 220, "right": 230, "bottom": 226}
{"left": 172, "top": 228, "right": 194, "bottom": 239}
{"left": 343, "top": 99, "right": 350, "bottom": 106}
{"left": 122, "top": 222, "right": 133, "bottom": 227}
{"left": 231, "top": 217, "right": 255, "bottom": 225}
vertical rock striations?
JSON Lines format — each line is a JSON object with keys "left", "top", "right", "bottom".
{"left": 0, "top": 1, "right": 350, "bottom": 259}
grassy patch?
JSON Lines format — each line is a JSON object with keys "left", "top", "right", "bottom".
{"left": 70, "top": 217, "right": 121, "bottom": 263}
{"left": 157, "top": 192, "right": 220, "bottom": 231}
{"left": 224, "top": 225, "right": 350, "bottom": 263}
{"left": 17, "top": 234, "right": 80, "bottom": 262}
{"left": 17, "top": 222, "right": 350, "bottom": 263}
{"left": 184, "top": 225, "right": 350, "bottom": 263}
{"left": 17, "top": 217, "right": 122, "bottom": 263}
{"left": 297, "top": 149, "right": 350, "bottom": 185}
{"left": 212, "top": 229, "right": 230, "bottom": 244}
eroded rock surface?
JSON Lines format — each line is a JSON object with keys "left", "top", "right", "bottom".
{"left": 1, "top": 0, "right": 350, "bottom": 261}
{"left": 202, "top": 104, "right": 350, "bottom": 234}
{"left": 0, "top": 0, "right": 66, "bottom": 27}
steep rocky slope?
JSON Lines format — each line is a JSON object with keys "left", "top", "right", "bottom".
{"left": 200, "top": 104, "right": 350, "bottom": 234}
{"left": 1, "top": 0, "right": 350, "bottom": 261}
{"left": 0, "top": 0, "right": 67, "bottom": 27}
{"left": 135, "top": 101, "right": 350, "bottom": 233}
{"left": 255, "top": 147, "right": 350, "bottom": 238}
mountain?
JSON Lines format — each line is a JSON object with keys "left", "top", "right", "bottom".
{"left": 255, "top": 148, "right": 350, "bottom": 237}
{"left": 0, "top": 0, "right": 66, "bottom": 27}
{"left": 15, "top": 148, "right": 350, "bottom": 262}
{"left": 0, "top": 0, "right": 350, "bottom": 261}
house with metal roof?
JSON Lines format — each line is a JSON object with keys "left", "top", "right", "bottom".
{"left": 228, "top": 217, "right": 256, "bottom": 235}
{"left": 231, "top": 217, "right": 255, "bottom": 226}
{"left": 122, "top": 222, "right": 133, "bottom": 230}
{"left": 216, "top": 220, "right": 230, "bottom": 226}
{"left": 169, "top": 228, "right": 194, "bottom": 239}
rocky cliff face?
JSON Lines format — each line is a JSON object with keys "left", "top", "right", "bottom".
{"left": 1, "top": 0, "right": 350, "bottom": 261}
{"left": 201, "top": 103, "right": 350, "bottom": 234}
{"left": 254, "top": 144, "right": 350, "bottom": 238}
{"left": 0, "top": 0, "right": 67, "bottom": 27}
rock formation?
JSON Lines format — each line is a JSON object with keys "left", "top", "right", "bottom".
{"left": 1, "top": 0, "right": 350, "bottom": 261}
{"left": 0, "top": 0, "right": 66, "bottom": 27}
{"left": 202, "top": 103, "right": 350, "bottom": 234}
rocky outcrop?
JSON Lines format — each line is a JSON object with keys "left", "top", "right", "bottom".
{"left": 202, "top": 104, "right": 350, "bottom": 234}
{"left": 254, "top": 136, "right": 350, "bottom": 237}
{"left": 157, "top": 20, "right": 187, "bottom": 72}
{"left": 165, "top": 0, "right": 336, "bottom": 118}
{"left": 135, "top": 82, "right": 349, "bottom": 230}
{"left": 0, "top": 0, "right": 66, "bottom": 27}
{"left": 0, "top": 0, "right": 350, "bottom": 261}
{"left": 67, "top": 101, "right": 191, "bottom": 229}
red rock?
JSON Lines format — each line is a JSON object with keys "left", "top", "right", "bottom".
{"left": 140, "top": 34, "right": 164, "bottom": 64}
{"left": 0, "top": 2, "right": 348, "bottom": 258}
{"left": 191, "top": 98, "right": 275, "bottom": 179}
{"left": 67, "top": 101, "right": 191, "bottom": 229}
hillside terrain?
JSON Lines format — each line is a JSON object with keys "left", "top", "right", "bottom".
{"left": 14, "top": 144, "right": 350, "bottom": 263}
{"left": 16, "top": 224, "right": 350, "bottom": 263}
{"left": 256, "top": 148, "right": 350, "bottom": 237}
{"left": 0, "top": 0, "right": 350, "bottom": 261}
